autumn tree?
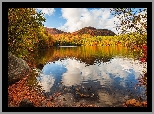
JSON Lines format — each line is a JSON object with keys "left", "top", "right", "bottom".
{"left": 111, "top": 8, "right": 147, "bottom": 103}
{"left": 8, "top": 8, "right": 46, "bottom": 57}
{"left": 110, "top": 8, "right": 147, "bottom": 35}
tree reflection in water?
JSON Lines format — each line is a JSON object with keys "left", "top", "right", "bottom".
{"left": 25, "top": 46, "right": 147, "bottom": 107}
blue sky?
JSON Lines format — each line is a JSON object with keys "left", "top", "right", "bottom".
{"left": 36, "top": 8, "right": 146, "bottom": 34}
{"left": 40, "top": 8, "right": 66, "bottom": 28}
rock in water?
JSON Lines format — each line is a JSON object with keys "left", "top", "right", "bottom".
{"left": 125, "top": 99, "right": 143, "bottom": 107}
{"left": 19, "top": 98, "right": 35, "bottom": 107}
{"left": 8, "top": 52, "right": 30, "bottom": 86}
{"left": 36, "top": 63, "right": 44, "bottom": 70}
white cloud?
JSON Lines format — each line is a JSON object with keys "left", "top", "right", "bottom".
{"left": 44, "top": 26, "right": 54, "bottom": 28}
{"left": 58, "top": 8, "right": 120, "bottom": 34}
{"left": 37, "top": 8, "right": 55, "bottom": 16}
{"left": 57, "top": 8, "right": 147, "bottom": 34}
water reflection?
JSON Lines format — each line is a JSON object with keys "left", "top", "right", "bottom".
{"left": 33, "top": 46, "right": 147, "bottom": 106}
{"left": 37, "top": 62, "right": 67, "bottom": 92}
{"left": 37, "top": 74, "right": 55, "bottom": 92}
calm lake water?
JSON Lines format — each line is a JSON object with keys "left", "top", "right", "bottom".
{"left": 28, "top": 46, "right": 147, "bottom": 107}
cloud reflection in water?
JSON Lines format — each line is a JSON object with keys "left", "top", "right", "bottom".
{"left": 61, "top": 57, "right": 146, "bottom": 87}
{"left": 37, "top": 73, "right": 55, "bottom": 92}
{"left": 37, "top": 57, "right": 147, "bottom": 99}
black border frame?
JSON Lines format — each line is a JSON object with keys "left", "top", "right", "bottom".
{"left": 2, "top": 2, "right": 152, "bottom": 112}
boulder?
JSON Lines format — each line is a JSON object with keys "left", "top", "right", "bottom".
{"left": 8, "top": 52, "right": 30, "bottom": 86}
{"left": 19, "top": 98, "right": 35, "bottom": 107}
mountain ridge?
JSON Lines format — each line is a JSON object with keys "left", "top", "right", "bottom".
{"left": 44, "top": 26, "right": 115, "bottom": 36}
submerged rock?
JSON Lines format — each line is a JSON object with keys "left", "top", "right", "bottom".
{"left": 19, "top": 98, "right": 35, "bottom": 107}
{"left": 124, "top": 99, "right": 147, "bottom": 107}
{"left": 8, "top": 52, "right": 30, "bottom": 86}
{"left": 36, "top": 63, "right": 44, "bottom": 70}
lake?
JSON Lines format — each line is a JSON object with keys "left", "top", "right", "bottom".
{"left": 27, "top": 46, "right": 147, "bottom": 107}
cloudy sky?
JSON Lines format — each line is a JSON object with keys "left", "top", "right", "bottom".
{"left": 36, "top": 8, "right": 145, "bottom": 34}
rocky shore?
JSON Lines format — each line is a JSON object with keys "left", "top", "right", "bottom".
{"left": 8, "top": 52, "right": 35, "bottom": 107}
{"left": 8, "top": 52, "right": 30, "bottom": 86}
